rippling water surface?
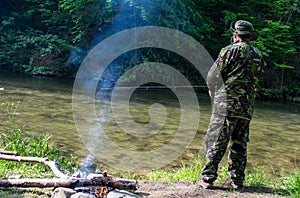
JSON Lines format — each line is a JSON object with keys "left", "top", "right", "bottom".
{"left": 0, "top": 71, "right": 299, "bottom": 172}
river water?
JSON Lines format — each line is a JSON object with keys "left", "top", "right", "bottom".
{"left": 0, "top": 71, "right": 299, "bottom": 173}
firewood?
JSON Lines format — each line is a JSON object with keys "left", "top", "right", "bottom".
{"left": 0, "top": 178, "right": 138, "bottom": 190}
{"left": 0, "top": 150, "right": 138, "bottom": 191}
{"left": 0, "top": 178, "right": 77, "bottom": 188}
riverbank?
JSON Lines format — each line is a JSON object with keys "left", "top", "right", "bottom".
{"left": 0, "top": 181, "right": 289, "bottom": 198}
{"left": 131, "top": 156, "right": 299, "bottom": 198}
{"left": 0, "top": 159, "right": 299, "bottom": 197}
{"left": 137, "top": 180, "right": 287, "bottom": 198}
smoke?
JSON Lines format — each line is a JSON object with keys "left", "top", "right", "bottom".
{"left": 76, "top": 154, "right": 97, "bottom": 178}
{"left": 66, "top": 46, "right": 87, "bottom": 67}
{"left": 67, "top": 0, "right": 159, "bottom": 91}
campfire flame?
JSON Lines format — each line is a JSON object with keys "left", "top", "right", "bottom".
{"left": 95, "top": 186, "right": 109, "bottom": 198}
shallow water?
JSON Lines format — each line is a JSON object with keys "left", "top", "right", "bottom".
{"left": 0, "top": 71, "right": 299, "bottom": 172}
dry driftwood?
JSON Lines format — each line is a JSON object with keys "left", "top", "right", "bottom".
{"left": 0, "top": 151, "right": 138, "bottom": 190}
{"left": 0, "top": 149, "right": 18, "bottom": 155}
{"left": 0, "top": 153, "right": 69, "bottom": 178}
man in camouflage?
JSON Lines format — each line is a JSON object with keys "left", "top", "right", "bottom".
{"left": 199, "top": 20, "right": 263, "bottom": 189}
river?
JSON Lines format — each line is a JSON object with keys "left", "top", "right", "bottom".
{"left": 0, "top": 71, "right": 299, "bottom": 173}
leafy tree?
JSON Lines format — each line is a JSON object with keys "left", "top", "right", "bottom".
{"left": 252, "top": 0, "right": 299, "bottom": 100}
{"left": 0, "top": 0, "right": 299, "bottom": 100}
{"left": 0, "top": 0, "right": 112, "bottom": 76}
{"left": 58, "top": 0, "right": 107, "bottom": 43}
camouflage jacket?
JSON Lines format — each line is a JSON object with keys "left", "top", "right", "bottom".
{"left": 207, "top": 40, "right": 263, "bottom": 119}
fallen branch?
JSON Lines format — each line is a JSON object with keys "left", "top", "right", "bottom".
{"left": 0, "top": 150, "right": 18, "bottom": 155}
{"left": 0, "top": 154, "right": 69, "bottom": 179}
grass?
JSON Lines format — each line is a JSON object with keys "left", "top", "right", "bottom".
{"left": 86, "top": 144, "right": 300, "bottom": 197}
{"left": 0, "top": 190, "right": 23, "bottom": 198}
{"left": 245, "top": 166, "right": 271, "bottom": 187}
{"left": 0, "top": 102, "right": 78, "bottom": 196}
{"left": 279, "top": 171, "right": 300, "bottom": 198}
{"left": 148, "top": 158, "right": 203, "bottom": 181}
{"left": 145, "top": 157, "right": 300, "bottom": 197}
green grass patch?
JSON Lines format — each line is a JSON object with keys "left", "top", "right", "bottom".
{"left": 148, "top": 158, "right": 203, "bottom": 182}
{"left": 278, "top": 170, "right": 300, "bottom": 198}
{"left": 245, "top": 166, "right": 271, "bottom": 187}
{"left": 147, "top": 156, "right": 300, "bottom": 197}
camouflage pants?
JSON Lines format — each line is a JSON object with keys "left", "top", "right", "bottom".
{"left": 200, "top": 113, "right": 250, "bottom": 185}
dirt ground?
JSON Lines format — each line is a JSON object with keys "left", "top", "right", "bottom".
{"left": 135, "top": 180, "right": 287, "bottom": 198}
{"left": 0, "top": 180, "right": 288, "bottom": 198}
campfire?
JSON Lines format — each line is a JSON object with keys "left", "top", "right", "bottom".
{"left": 0, "top": 150, "right": 138, "bottom": 198}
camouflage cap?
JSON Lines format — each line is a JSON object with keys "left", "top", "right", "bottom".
{"left": 230, "top": 20, "right": 258, "bottom": 40}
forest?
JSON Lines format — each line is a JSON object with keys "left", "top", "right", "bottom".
{"left": 0, "top": 0, "right": 299, "bottom": 101}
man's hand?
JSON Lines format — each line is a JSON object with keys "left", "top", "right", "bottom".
{"left": 209, "top": 90, "right": 214, "bottom": 98}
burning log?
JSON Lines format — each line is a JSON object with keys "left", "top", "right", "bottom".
{"left": 0, "top": 178, "right": 138, "bottom": 190}
{"left": 0, "top": 178, "right": 77, "bottom": 188}
{"left": 0, "top": 151, "right": 138, "bottom": 191}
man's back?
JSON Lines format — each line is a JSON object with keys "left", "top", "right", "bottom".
{"left": 209, "top": 40, "right": 263, "bottom": 119}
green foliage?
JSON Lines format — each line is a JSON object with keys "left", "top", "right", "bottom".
{"left": 58, "top": 0, "right": 106, "bottom": 43}
{"left": 245, "top": 166, "right": 270, "bottom": 187}
{"left": 254, "top": 20, "right": 296, "bottom": 59}
{"left": 251, "top": 1, "right": 299, "bottom": 100}
{"left": 279, "top": 171, "right": 300, "bottom": 197}
{"left": 149, "top": 157, "right": 204, "bottom": 182}
{"left": 0, "top": 0, "right": 299, "bottom": 100}
{"left": 0, "top": 102, "right": 78, "bottom": 177}
{"left": 1, "top": 29, "right": 71, "bottom": 75}
{"left": 0, "top": 0, "right": 113, "bottom": 76}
